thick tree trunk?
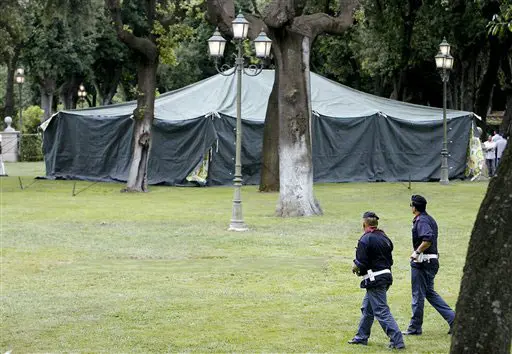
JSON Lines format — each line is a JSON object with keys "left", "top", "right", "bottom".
{"left": 40, "top": 77, "right": 56, "bottom": 121}
{"left": 123, "top": 56, "right": 158, "bottom": 192}
{"left": 273, "top": 30, "right": 322, "bottom": 217}
{"left": 450, "top": 142, "right": 512, "bottom": 353}
{"left": 259, "top": 65, "right": 280, "bottom": 192}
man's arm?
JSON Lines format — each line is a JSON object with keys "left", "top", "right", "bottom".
{"left": 410, "top": 219, "right": 434, "bottom": 260}
{"left": 354, "top": 237, "right": 370, "bottom": 274}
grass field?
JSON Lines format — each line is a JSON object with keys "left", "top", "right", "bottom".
{"left": 1, "top": 162, "right": 488, "bottom": 353}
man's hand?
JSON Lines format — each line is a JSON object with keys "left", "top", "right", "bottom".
{"left": 410, "top": 250, "right": 419, "bottom": 261}
{"left": 352, "top": 263, "right": 360, "bottom": 275}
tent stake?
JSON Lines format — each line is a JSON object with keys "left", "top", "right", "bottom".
{"left": 72, "top": 181, "right": 77, "bottom": 196}
{"left": 408, "top": 174, "right": 411, "bottom": 190}
{"left": 18, "top": 176, "right": 24, "bottom": 190}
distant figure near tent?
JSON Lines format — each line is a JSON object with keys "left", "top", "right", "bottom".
{"left": 41, "top": 70, "right": 481, "bottom": 186}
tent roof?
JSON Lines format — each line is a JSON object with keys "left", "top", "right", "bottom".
{"left": 63, "top": 70, "right": 475, "bottom": 122}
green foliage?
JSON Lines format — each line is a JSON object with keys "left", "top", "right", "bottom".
{"left": 0, "top": 0, "right": 26, "bottom": 65}
{"left": 488, "top": 3, "right": 512, "bottom": 37}
{"left": 19, "top": 134, "right": 43, "bottom": 162}
{"left": 21, "top": 105, "right": 44, "bottom": 133}
{"left": 154, "top": 22, "right": 194, "bottom": 66}
{"left": 11, "top": 105, "right": 44, "bottom": 132}
{"left": 15, "top": 104, "right": 44, "bottom": 161}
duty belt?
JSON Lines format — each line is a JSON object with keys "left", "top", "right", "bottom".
{"left": 362, "top": 269, "right": 391, "bottom": 281}
{"left": 415, "top": 253, "right": 439, "bottom": 263}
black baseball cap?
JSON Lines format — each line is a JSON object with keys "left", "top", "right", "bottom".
{"left": 362, "top": 211, "right": 379, "bottom": 220}
{"left": 411, "top": 195, "right": 427, "bottom": 206}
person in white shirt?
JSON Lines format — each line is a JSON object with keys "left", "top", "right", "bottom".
{"left": 495, "top": 135, "right": 508, "bottom": 168}
{"left": 483, "top": 136, "right": 497, "bottom": 177}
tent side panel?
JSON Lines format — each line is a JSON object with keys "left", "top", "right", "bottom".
{"left": 147, "top": 117, "right": 218, "bottom": 185}
{"left": 312, "top": 114, "right": 472, "bottom": 182}
{"left": 43, "top": 113, "right": 134, "bottom": 182}
{"left": 373, "top": 115, "right": 472, "bottom": 181}
{"left": 312, "top": 114, "right": 378, "bottom": 182}
{"left": 208, "top": 114, "right": 264, "bottom": 186}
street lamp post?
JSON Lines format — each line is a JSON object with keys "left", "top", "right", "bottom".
{"left": 435, "top": 38, "right": 454, "bottom": 185}
{"left": 15, "top": 68, "right": 25, "bottom": 132}
{"left": 78, "top": 84, "right": 87, "bottom": 109}
{"left": 207, "top": 14, "right": 272, "bottom": 231}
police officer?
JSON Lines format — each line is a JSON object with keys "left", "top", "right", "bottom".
{"left": 349, "top": 211, "right": 405, "bottom": 350}
{"left": 402, "top": 195, "right": 455, "bottom": 335}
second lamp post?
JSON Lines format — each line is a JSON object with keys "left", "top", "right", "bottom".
{"left": 208, "top": 14, "right": 272, "bottom": 231}
{"left": 435, "top": 38, "right": 454, "bottom": 185}
{"left": 78, "top": 84, "right": 87, "bottom": 109}
{"left": 15, "top": 68, "right": 25, "bottom": 132}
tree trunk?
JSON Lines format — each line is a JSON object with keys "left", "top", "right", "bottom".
{"left": 40, "top": 77, "right": 56, "bottom": 121}
{"left": 500, "top": 53, "right": 512, "bottom": 137}
{"left": 60, "top": 76, "right": 82, "bottom": 109}
{"left": 2, "top": 50, "right": 19, "bottom": 118}
{"left": 450, "top": 142, "right": 512, "bottom": 353}
{"left": 474, "top": 37, "right": 502, "bottom": 121}
{"left": 103, "top": 67, "right": 121, "bottom": 105}
{"left": 123, "top": 56, "right": 158, "bottom": 192}
{"left": 273, "top": 30, "right": 322, "bottom": 217}
{"left": 259, "top": 64, "right": 280, "bottom": 192}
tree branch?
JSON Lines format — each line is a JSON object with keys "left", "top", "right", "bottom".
{"left": 206, "top": 0, "right": 235, "bottom": 37}
{"left": 262, "top": 0, "right": 295, "bottom": 28}
{"left": 288, "top": 0, "right": 358, "bottom": 38}
{"left": 245, "top": 14, "right": 268, "bottom": 39}
{"left": 105, "top": 0, "right": 158, "bottom": 61}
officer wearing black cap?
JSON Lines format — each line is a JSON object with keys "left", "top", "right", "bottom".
{"left": 348, "top": 211, "right": 405, "bottom": 350}
{"left": 402, "top": 195, "right": 455, "bottom": 336}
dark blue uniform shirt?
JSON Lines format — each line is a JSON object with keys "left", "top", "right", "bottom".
{"left": 354, "top": 228, "right": 394, "bottom": 288}
{"left": 412, "top": 212, "right": 438, "bottom": 254}
{"left": 411, "top": 212, "right": 439, "bottom": 269}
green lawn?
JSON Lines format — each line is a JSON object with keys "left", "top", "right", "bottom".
{"left": 1, "top": 163, "right": 487, "bottom": 352}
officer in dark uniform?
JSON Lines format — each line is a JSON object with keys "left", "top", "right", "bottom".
{"left": 402, "top": 195, "right": 455, "bottom": 335}
{"left": 348, "top": 211, "right": 405, "bottom": 350}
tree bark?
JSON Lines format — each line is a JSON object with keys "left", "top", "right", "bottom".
{"left": 103, "top": 67, "right": 121, "bottom": 105}
{"left": 273, "top": 30, "right": 322, "bottom": 216}
{"left": 123, "top": 55, "right": 158, "bottom": 192}
{"left": 259, "top": 64, "right": 280, "bottom": 192}
{"left": 39, "top": 77, "right": 56, "bottom": 121}
{"left": 450, "top": 142, "right": 512, "bottom": 353}
{"left": 2, "top": 49, "right": 19, "bottom": 119}
{"left": 500, "top": 51, "right": 512, "bottom": 137}
{"left": 60, "top": 76, "right": 83, "bottom": 110}
{"left": 106, "top": 0, "right": 159, "bottom": 192}
{"left": 474, "top": 37, "right": 502, "bottom": 121}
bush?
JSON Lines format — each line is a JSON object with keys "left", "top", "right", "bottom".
{"left": 12, "top": 105, "right": 44, "bottom": 133}
{"left": 20, "top": 134, "right": 44, "bottom": 162}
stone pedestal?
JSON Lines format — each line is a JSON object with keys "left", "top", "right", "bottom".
{"left": 0, "top": 131, "right": 19, "bottom": 162}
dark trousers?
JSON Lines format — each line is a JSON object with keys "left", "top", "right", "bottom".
{"left": 407, "top": 263, "right": 455, "bottom": 332}
{"left": 354, "top": 286, "right": 404, "bottom": 346}
{"left": 486, "top": 158, "right": 495, "bottom": 177}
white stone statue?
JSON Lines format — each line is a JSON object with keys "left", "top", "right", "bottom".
{"left": 4, "top": 116, "right": 15, "bottom": 132}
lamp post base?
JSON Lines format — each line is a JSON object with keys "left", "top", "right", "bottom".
{"left": 228, "top": 221, "right": 248, "bottom": 232}
{"left": 440, "top": 150, "right": 449, "bottom": 185}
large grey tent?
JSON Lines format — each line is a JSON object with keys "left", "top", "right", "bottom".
{"left": 42, "top": 70, "right": 477, "bottom": 185}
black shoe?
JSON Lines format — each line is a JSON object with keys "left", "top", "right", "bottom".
{"left": 402, "top": 329, "right": 422, "bottom": 335}
{"left": 388, "top": 343, "right": 406, "bottom": 350}
{"left": 348, "top": 338, "right": 367, "bottom": 345}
